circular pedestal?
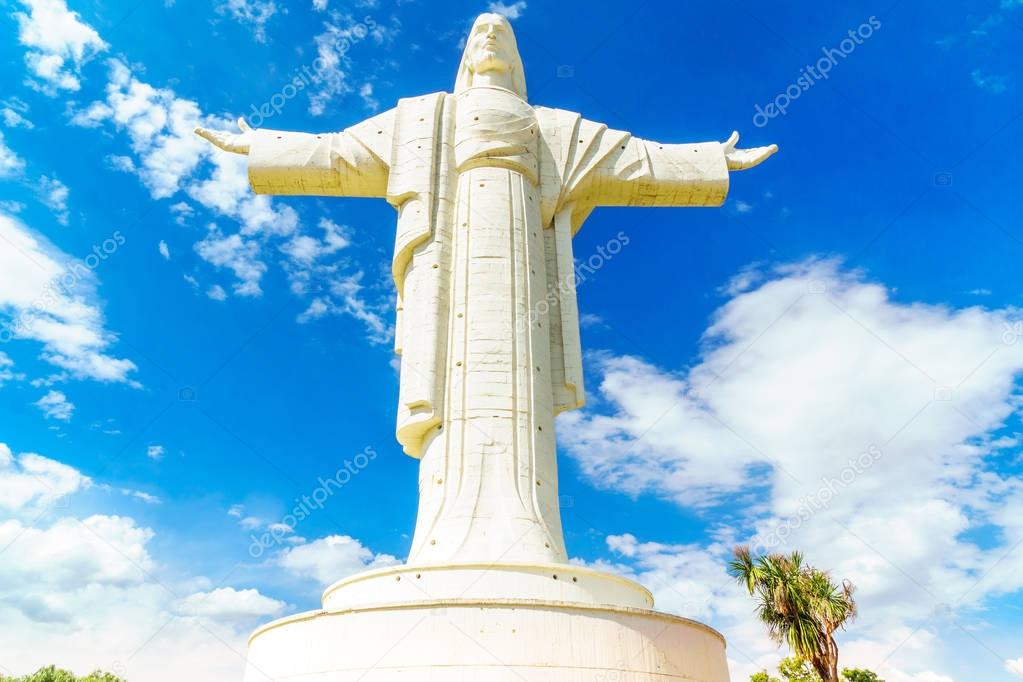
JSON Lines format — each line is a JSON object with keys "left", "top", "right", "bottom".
{"left": 244, "top": 599, "right": 729, "bottom": 682}
{"left": 245, "top": 563, "right": 728, "bottom": 681}
{"left": 321, "top": 562, "right": 654, "bottom": 611}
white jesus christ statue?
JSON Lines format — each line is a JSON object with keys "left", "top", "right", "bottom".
{"left": 196, "top": 13, "right": 775, "bottom": 569}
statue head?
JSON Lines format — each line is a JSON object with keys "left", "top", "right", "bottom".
{"left": 455, "top": 13, "right": 527, "bottom": 99}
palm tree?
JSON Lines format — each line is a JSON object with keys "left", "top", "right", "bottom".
{"left": 730, "top": 546, "right": 857, "bottom": 682}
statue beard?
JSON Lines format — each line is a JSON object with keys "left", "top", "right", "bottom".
{"left": 470, "top": 50, "right": 512, "bottom": 77}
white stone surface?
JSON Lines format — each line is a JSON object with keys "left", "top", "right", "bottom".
{"left": 244, "top": 601, "right": 730, "bottom": 682}
{"left": 195, "top": 12, "right": 775, "bottom": 681}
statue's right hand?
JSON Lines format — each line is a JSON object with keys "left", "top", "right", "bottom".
{"left": 194, "top": 117, "right": 254, "bottom": 155}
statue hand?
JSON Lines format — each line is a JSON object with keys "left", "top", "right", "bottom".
{"left": 194, "top": 117, "right": 254, "bottom": 155}
{"left": 722, "top": 131, "right": 778, "bottom": 171}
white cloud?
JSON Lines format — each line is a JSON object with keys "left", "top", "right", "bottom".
{"left": 312, "top": 0, "right": 328, "bottom": 10}
{"left": 35, "top": 389, "right": 74, "bottom": 421}
{"left": 596, "top": 534, "right": 963, "bottom": 682}
{"left": 186, "top": 151, "right": 299, "bottom": 238}
{"left": 0, "top": 514, "right": 259, "bottom": 680}
{"left": 158, "top": 240, "right": 170, "bottom": 260}
{"left": 146, "top": 444, "right": 165, "bottom": 460}
{"left": 194, "top": 228, "right": 267, "bottom": 297}
{"left": 293, "top": 272, "right": 392, "bottom": 344}
{"left": 14, "top": 0, "right": 107, "bottom": 94}
{"left": 281, "top": 235, "right": 322, "bottom": 267}
{"left": 297, "top": 297, "right": 329, "bottom": 323}
{"left": 276, "top": 534, "right": 398, "bottom": 585}
{"left": 280, "top": 218, "right": 350, "bottom": 268}
{"left": 68, "top": 100, "right": 113, "bottom": 128}
{"left": 732, "top": 199, "right": 753, "bottom": 214}
{"left": 308, "top": 14, "right": 397, "bottom": 116}
{"left": 0, "top": 442, "right": 90, "bottom": 511}
{"left": 19, "top": 12, "right": 391, "bottom": 344}
{"left": 487, "top": 0, "right": 527, "bottom": 19}
{"left": 216, "top": 0, "right": 278, "bottom": 42}
{"left": 563, "top": 258, "right": 1023, "bottom": 682}
{"left": 1007, "top": 658, "right": 1023, "bottom": 678}
{"left": 39, "top": 175, "right": 70, "bottom": 225}
{"left": 0, "top": 131, "right": 27, "bottom": 178}
{"left": 104, "top": 154, "right": 136, "bottom": 173}
{"left": 122, "top": 488, "right": 161, "bottom": 504}
{"left": 1, "top": 98, "right": 34, "bottom": 129}
{"left": 176, "top": 587, "right": 285, "bottom": 619}
{"left": 1, "top": 515, "right": 154, "bottom": 592}
{"left": 972, "top": 69, "right": 1011, "bottom": 94}
{"left": 0, "top": 352, "right": 25, "bottom": 385}
{"left": 0, "top": 446, "right": 286, "bottom": 680}
{"left": 75, "top": 61, "right": 295, "bottom": 243}
{"left": 277, "top": 218, "right": 390, "bottom": 342}
{"left": 169, "top": 201, "right": 194, "bottom": 225}
{"left": 358, "top": 82, "right": 379, "bottom": 111}
{"left": 206, "top": 284, "right": 227, "bottom": 301}
{"left": 0, "top": 212, "right": 137, "bottom": 383}
{"left": 85, "top": 59, "right": 209, "bottom": 199}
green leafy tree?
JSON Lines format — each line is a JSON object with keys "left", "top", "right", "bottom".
{"left": 748, "top": 658, "right": 883, "bottom": 678}
{"left": 778, "top": 657, "right": 823, "bottom": 681}
{"left": 730, "top": 547, "right": 857, "bottom": 682}
{"left": 750, "top": 659, "right": 885, "bottom": 682}
{"left": 750, "top": 656, "right": 822, "bottom": 682}
{"left": 0, "top": 666, "right": 125, "bottom": 682}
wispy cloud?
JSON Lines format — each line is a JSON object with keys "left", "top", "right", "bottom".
{"left": 38, "top": 175, "right": 69, "bottom": 225}
{"left": 35, "top": 389, "right": 74, "bottom": 421}
{"left": 487, "top": 1, "right": 527, "bottom": 19}
{"left": 972, "top": 69, "right": 1012, "bottom": 94}
{"left": 561, "top": 258, "right": 1023, "bottom": 681}
{"left": 1, "top": 98, "right": 34, "bottom": 129}
{"left": 216, "top": 0, "right": 278, "bottom": 42}
{"left": 14, "top": 0, "right": 107, "bottom": 94}
{"left": 0, "top": 132, "right": 26, "bottom": 178}
{"left": 0, "top": 212, "right": 137, "bottom": 384}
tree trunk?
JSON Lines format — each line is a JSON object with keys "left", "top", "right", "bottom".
{"left": 826, "top": 635, "right": 840, "bottom": 681}
{"left": 812, "top": 658, "right": 833, "bottom": 682}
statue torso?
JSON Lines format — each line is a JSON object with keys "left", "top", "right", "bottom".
{"left": 454, "top": 86, "right": 538, "bottom": 184}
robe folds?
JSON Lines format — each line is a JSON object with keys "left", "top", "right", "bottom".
{"left": 248, "top": 89, "right": 730, "bottom": 461}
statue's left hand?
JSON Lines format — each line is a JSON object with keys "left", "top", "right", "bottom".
{"left": 194, "top": 117, "right": 254, "bottom": 155}
{"left": 722, "top": 131, "right": 778, "bottom": 171}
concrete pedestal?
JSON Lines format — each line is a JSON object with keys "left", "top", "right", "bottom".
{"left": 244, "top": 563, "right": 729, "bottom": 682}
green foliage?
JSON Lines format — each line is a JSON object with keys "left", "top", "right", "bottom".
{"left": 750, "top": 656, "right": 822, "bottom": 682}
{"left": 730, "top": 546, "right": 857, "bottom": 682}
{"left": 778, "top": 656, "right": 823, "bottom": 681}
{"left": 0, "top": 666, "right": 125, "bottom": 682}
{"left": 750, "top": 658, "right": 885, "bottom": 682}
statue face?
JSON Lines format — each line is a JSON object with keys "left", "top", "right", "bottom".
{"left": 465, "top": 15, "right": 516, "bottom": 76}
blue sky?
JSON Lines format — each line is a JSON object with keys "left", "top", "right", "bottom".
{"left": 1, "top": 0, "right": 1022, "bottom": 680}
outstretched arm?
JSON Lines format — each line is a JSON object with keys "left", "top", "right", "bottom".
{"left": 194, "top": 110, "right": 395, "bottom": 198}
{"left": 572, "top": 129, "right": 776, "bottom": 209}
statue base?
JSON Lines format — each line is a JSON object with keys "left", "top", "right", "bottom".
{"left": 243, "top": 563, "right": 730, "bottom": 681}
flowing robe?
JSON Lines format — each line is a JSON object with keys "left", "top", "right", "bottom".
{"left": 247, "top": 87, "right": 729, "bottom": 564}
